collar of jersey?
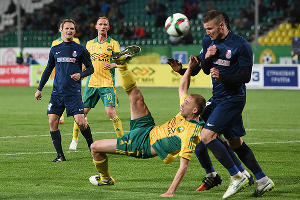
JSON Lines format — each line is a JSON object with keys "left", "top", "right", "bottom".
{"left": 188, "top": 119, "right": 205, "bottom": 126}
{"left": 94, "top": 36, "right": 111, "bottom": 44}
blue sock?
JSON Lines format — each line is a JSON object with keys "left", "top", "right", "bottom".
{"left": 234, "top": 142, "right": 266, "bottom": 179}
{"left": 80, "top": 125, "right": 93, "bottom": 150}
{"left": 50, "top": 130, "right": 63, "bottom": 156}
{"left": 217, "top": 137, "right": 246, "bottom": 172}
{"left": 195, "top": 142, "right": 215, "bottom": 174}
{"left": 206, "top": 139, "right": 239, "bottom": 176}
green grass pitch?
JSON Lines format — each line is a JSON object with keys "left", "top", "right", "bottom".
{"left": 0, "top": 86, "right": 300, "bottom": 199}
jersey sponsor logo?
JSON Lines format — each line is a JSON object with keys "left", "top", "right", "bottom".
{"left": 226, "top": 50, "right": 232, "bottom": 59}
{"left": 72, "top": 51, "right": 77, "bottom": 57}
{"left": 57, "top": 57, "right": 76, "bottom": 63}
{"left": 90, "top": 53, "right": 109, "bottom": 62}
{"left": 213, "top": 59, "right": 230, "bottom": 66}
{"left": 167, "top": 117, "right": 177, "bottom": 135}
{"left": 132, "top": 67, "right": 155, "bottom": 76}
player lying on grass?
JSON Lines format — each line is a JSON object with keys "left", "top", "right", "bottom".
{"left": 88, "top": 45, "right": 207, "bottom": 197}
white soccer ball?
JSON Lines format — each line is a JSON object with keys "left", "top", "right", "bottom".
{"left": 165, "top": 13, "right": 190, "bottom": 37}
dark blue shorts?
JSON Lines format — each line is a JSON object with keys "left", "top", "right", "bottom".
{"left": 203, "top": 95, "right": 246, "bottom": 140}
{"left": 47, "top": 93, "right": 84, "bottom": 117}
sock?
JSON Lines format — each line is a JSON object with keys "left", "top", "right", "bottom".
{"left": 118, "top": 64, "right": 136, "bottom": 92}
{"left": 195, "top": 142, "right": 215, "bottom": 174}
{"left": 257, "top": 176, "right": 269, "bottom": 185}
{"left": 234, "top": 142, "right": 266, "bottom": 180}
{"left": 206, "top": 172, "right": 217, "bottom": 178}
{"left": 72, "top": 121, "right": 80, "bottom": 141}
{"left": 93, "top": 157, "right": 110, "bottom": 180}
{"left": 242, "top": 170, "right": 251, "bottom": 178}
{"left": 112, "top": 116, "right": 124, "bottom": 137}
{"left": 50, "top": 130, "right": 63, "bottom": 156}
{"left": 217, "top": 137, "right": 246, "bottom": 172}
{"left": 206, "top": 139, "right": 240, "bottom": 176}
{"left": 80, "top": 125, "right": 93, "bottom": 150}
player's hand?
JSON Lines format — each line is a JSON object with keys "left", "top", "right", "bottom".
{"left": 103, "top": 63, "right": 117, "bottom": 70}
{"left": 167, "top": 57, "right": 182, "bottom": 73}
{"left": 70, "top": 73, "right": 81, "bottom": 81}
{"left": 35, "top": 90, "right": 42, "bottom": 101}
{"left": 205, "top": 45, "right": 217, "bottom": 59}
{"left": 188, "top": 56, "right": 199, "bottom": 70}
{"left": 160, "top": 192, "right": 174, "bottom": 197}
{"left": 210, "top": 67, "right": 222, "bottom": 82}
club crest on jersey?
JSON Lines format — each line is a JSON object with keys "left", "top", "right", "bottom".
{"left": 72, "top": 51, "right": 77, "bottom": 57}
{"left": 177, "top": 126, "right": 185, "bottom": 133}
{"left": 226, "top": 50, "right": 231, "bottom": 59}
{"left": 107, "top": 46, "right": 112, "bottom": 51}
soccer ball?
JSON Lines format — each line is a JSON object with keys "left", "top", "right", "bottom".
{"left": 165, "top": 13, "right": 190, "bottom": 37}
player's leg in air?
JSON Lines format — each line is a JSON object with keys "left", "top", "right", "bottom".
{"left": 89, "top": 45, "right": 142, "bottom": 186}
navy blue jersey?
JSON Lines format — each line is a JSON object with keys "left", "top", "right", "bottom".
{"left": 38, "top": 41, "right": 94, "bottom": 96}
{"left": 199, "top": 32, "right": 253, "bottom": 98}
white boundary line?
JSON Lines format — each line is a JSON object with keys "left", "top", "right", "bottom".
{"left": 0, "top": 131, "right": 116, "bottom": 139}
{"left": 1, "top": 128, "right": 300, "bottom": 139}
{"left": 1, "top": 140, "right": 300, "bottom": 156}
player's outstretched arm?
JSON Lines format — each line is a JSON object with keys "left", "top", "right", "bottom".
{"left": 167, "top": 57, "right": 201, "bottom": 76}
{"left": 167, "top": 58, "right": 183, "bottom": 73}
{"left": 160, "top": 157, "right": 189, "bottom": 197}
{"left": 178, "top": 56, "right": 199, "bottom": 99}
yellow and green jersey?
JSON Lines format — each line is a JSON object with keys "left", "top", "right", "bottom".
{"left": 85, "top": 37, "right": 120, "bottom": 88}
{"left": 149, "top": 95, "right": 204, "bottom": 164}
{"left": 51, "top": 37, "right": 80, "bottom": 47}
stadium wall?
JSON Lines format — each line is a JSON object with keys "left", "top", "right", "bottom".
{"left": 0, "top": 45, "right": 293, "bottom": 66}
{"left": 0, "top": 64, "right": 299, "bottom": 90}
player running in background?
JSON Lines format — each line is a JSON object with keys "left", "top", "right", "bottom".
{"left": 170, "top": 10, "right": 274, "bottom": 198}
{"left": 69, "top": 16, "right": 124, "bottom": 151}
{"left": 52, "top": 22, "right": 81, "bottom": 125}
{"left": 88, "top": 46, "right": 208, "bottom": 197}
{"left": 34, "top": 19, "right": 94, "bottom": 162}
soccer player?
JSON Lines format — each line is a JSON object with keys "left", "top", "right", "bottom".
{"left": 34, "top": 19, "right": 94, "bottom": 162}
{"left": 169, "top": 57, "right": 254, "bottom": 191}
{"left": 88, "top": 46, "right": 207, "bottom": 198}
{"left": 69, "top": 16, "right": 124, "bottom": 150}
{"left": 52, "top": 22, "right": 81, "bottom": 126}
{"left": 169, "top": 10, "right": 275, "bottom": 198}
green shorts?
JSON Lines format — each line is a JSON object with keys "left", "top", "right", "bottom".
{"left": 116, "top": 114, "right": 155, "bottom": 159}
{"left": 82, "top": 86, "right": 119, "bottom": 108}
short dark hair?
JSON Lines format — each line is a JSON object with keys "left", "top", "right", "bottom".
{"left": 190, "top": 94, "right": 206, "bottom": 116}
{"left": 202, "top": 10, "right": 230, "bottom": 30}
